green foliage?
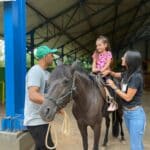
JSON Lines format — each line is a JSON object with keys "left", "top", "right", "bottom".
{"left": 0, "top": 52, "right": 4, "bottom": 67}
{"left": 112, "top": 60, "right": 122, "bottom": 71}
{"left": 0, "top": 61, "right": 4, "bottom": 67}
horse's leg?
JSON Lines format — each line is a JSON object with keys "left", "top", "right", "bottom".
{"left": 118, "top": 110, "right": 125, "bottom": 141}
{"left": 77, "top": 122, "right": 88, "bottom": 150}
{"left": 92, "top": 122, "right": 102, "bottom": 150}
{"left": 102, "top": 114, "right": 110, "bottom": 146}
{"left": 119, "top": 118, "right": 125, "bottom": 141}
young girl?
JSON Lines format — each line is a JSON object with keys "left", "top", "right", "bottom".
{"left": 92, "top": 35, "right": 117, "bottom": 111}
{"left": 92, "top": 35, "right": 112, "bottom": 74}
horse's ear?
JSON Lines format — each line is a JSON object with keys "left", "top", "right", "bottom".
{"left": 56, "top": 59, "right": 63, "bottom": 66}
{"left": 70, "top": 60, "right": 83, "bottom": 74}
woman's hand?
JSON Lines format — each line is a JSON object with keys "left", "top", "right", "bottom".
{"left": 106, "top": 79, "right": 117, "bottom": 89}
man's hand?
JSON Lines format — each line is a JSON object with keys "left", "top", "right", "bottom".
{"left": 57, "top": 109, "right": 65, "bottom": 115}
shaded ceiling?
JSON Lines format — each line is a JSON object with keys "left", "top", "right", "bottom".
{"left": 0, "top": 0, "right": 150, "bottom": 59}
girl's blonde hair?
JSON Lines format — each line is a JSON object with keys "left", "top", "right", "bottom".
{"left": 96, "top": 35, "right": 111, "bottom": 51}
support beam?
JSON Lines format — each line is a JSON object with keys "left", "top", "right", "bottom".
{"left": 1, "top": 0, "right": 26, "bottom": 131}
{"left": 120, "top": 17, "right": 150, "bottom": 48}
{"left": 56, "top": 1, "right": 150, "bottom": 50}
{"left": 111, "top": 3, "right": 119, "bottom": 48}
{"left": 65, "top": 38, "right": 95, "bottom": 57}
{"left": 79, "top": 0, "right": 97, "bottom": 38}
{"left": 61, "top": 46, "right": 64, "bottom": 62}
{"left": 118, "top": 0, "right": 145, "bottom": 48}
{"left": 28, "top": 2, "right": 114, "bottom": 35}
{"left": 26, "top": 2, "right": 89, "bottom": 52}
{"left": 34, "top": 2, "right": 115, "bottom": 47}
{"left": 27, "top": 2, "right": 80, "bottom": 34}
{"left": 145, "top": 39, "right": 149, "bottom": 61}
{"left": 63, "top": 12, "right": 150, "bottom": 58}
{"left": 75, "top": 51, "right": 77, "bottom": 60}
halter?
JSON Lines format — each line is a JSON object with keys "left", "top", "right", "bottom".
{"left": 46, "top": 75, "right": 76, "bottom": 109}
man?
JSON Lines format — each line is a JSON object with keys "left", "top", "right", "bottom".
{"left": 24, "top": 45, "right": 57, "bottom": 150}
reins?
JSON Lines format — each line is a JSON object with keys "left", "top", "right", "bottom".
{"left": 47, "top": 76, "right": 76, "bottom": 109}
{"left": 45, "top": 110, "right": 71, "bottom": 150}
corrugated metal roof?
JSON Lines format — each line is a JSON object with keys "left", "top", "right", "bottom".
{"left": 0, "top": 0, "right": 150, "bottom": 59}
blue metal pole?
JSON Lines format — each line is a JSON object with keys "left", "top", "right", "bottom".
{"left": 1, "top": 0, "right": 26, "bottom": 131}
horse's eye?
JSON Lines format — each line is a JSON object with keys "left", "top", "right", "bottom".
{"left": 63, "top": 79, "right": 70, "bottom": 84}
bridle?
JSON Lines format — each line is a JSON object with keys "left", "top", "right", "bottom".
{"left": 45, "top": 75, "right": 76, "bottom": 110}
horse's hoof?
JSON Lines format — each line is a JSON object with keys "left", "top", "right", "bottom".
{"left": 120, "top": 139, "right": 126, "bottom": 144}
{"left": 102, "top": 144, "right": 106, "bottom": 147}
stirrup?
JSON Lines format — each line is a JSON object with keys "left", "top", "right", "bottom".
{"left": 106, "top": 96, "right": 114, "bottom": 103}
{"left": 109, "top": 96, "right": 114, "bottom": 101}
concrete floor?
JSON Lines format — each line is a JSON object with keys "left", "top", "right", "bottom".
{"left": 0, "top": 90, "right": 150, "bottom": 150}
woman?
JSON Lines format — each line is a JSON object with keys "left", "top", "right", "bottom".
{"left": 104, "top": 50, "right": 146, "bottom": 150}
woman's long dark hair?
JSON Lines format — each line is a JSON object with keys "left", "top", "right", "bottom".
{"left": 124, "top": 50, "right": 143, "bottom": 80}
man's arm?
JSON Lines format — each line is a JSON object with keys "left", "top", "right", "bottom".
{"left": 28, "top": 86, "right": 44, "bottom": 104}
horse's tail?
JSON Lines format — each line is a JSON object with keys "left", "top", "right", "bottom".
{"left": 112, "top": 111, "right": 119, "bottom": 137}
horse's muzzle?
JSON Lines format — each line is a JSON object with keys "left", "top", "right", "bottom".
{"left": 39, "top": 103, "right": 57, "bottom": 122}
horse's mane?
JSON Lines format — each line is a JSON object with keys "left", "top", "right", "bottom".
{"left": 49, "top": 64, "right": 72, "bottom": 82}
{"left": 71, "top": 62, "right": 105, "bottom": 92}
{"left": 71, "top": 61, "right": 90, "bottom": 80}
{"left": 49, "top": 61, "right": 96, "bottom": 87}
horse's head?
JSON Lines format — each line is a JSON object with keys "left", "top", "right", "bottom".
{"left": 40, "top": 64, "right": 75, "bottom": 122}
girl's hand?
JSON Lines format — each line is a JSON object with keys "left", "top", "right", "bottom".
{"left": 102, "top": 70, "right": 111, "bottom": 77}
{"left": 106, "top": 79, "right": 116, "bottom": 89}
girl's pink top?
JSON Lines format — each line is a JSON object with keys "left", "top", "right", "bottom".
{"left": 92, "top": 51, "right": 112, "bottom": 70}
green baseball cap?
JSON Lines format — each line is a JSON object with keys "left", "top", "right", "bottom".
{"left": 34, "top": 45, "right": 57, "bottom": 59}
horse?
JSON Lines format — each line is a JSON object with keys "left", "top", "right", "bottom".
{"left": 40, "top": 62, "right": 124, "bottom": 150}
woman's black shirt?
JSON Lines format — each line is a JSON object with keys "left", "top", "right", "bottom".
{"left": 120, "top": 72, "right": 143, "bottom": 108}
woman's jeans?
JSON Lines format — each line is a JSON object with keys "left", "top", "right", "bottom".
{"left": 123, "top": 106, "right": 146, "bottom": 150}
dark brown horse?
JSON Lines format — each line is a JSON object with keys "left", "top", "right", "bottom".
{"left": 40, "top": 62, "right": 124, "bottom": 150}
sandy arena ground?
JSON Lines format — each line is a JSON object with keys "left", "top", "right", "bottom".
{"left": 0, "top": 91, "right": 150, "bottom": 150}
